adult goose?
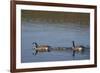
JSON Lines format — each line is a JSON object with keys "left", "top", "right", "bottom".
{"left": 72, "top": 41, "right": 84, "bottom": 56}
{"left": 32, "top": 42, "right": 51, "bottom": 55}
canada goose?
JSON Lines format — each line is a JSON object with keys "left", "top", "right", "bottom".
{"left": 72, "top": 41, "right": 84, "bottom": 56}
{"left": 32, "top": 42, "right": 51, "bottom": 55}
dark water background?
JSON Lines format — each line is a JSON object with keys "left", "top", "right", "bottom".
{"left": 21, "top": 10, "right": 90, "bottom": 63}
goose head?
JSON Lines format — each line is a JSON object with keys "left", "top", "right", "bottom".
{"left": 32, "top": 42, "right": 38, "bottom": 48}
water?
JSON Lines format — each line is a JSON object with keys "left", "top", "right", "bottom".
{"left": 21, "top": 10, "right": 90, "bottom": 63}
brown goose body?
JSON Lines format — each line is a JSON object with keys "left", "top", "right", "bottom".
{"left": 35, "top": 45, "right": 50, "bottom": 52}
{"left": 72, "top": 46, "right": 83, "bottom": 52}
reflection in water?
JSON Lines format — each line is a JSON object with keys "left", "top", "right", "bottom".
{"left": 21, "top": 10, "right": 90, "bottom": 63}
